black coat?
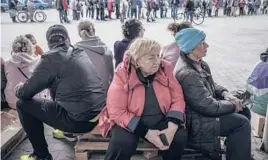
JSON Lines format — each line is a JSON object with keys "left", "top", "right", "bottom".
{"left": 16, "top": 45, "right": 106, "bottom": 121}
{"left": 174, "top": 57, "right": 236, "bottom": 159}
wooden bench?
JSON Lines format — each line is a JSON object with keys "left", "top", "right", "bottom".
{"left": 74, "top": 127, "right": 208, "bottom": 160}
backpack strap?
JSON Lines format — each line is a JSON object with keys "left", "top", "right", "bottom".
{"left": 17, "top": 68, "right": 29, "bottom": 79}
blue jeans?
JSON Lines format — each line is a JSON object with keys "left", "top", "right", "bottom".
{"left": 171, "top": 4, "right": 178, "bottom": 19}
{"left": 187, "top": 11, "right": 193, "bottom": 23}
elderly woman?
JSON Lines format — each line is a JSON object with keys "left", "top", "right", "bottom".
{"left": 161, "top": 22, "right": 192, "bottom": 68}
{"left": 114, "top": 19, "right": 144, "bottom": 68}
{"left": 25, "top": 34, "right": 44, "bottom": 56}
{"left": 173, "top": 28, "right": 251, "bottom": 160}
{"left": 99, "top": 38, "right": 187, "bottom": 160}
{"left": 4, "top": 36, "right": 46, "bottom": 110}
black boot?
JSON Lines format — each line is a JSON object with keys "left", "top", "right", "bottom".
{"left": 12, "top": 17, "right": 17, "bottom": 23}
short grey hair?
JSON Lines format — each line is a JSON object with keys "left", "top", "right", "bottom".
{"left": 12, "top": 35, "right": 33, "bottom": 55}
{"left": 77, "top": 20, "right": 95, "bottom": 40}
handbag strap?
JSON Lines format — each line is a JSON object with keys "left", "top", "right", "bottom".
{"left": 17, "top": 67, "right": 29, "bottom": 79}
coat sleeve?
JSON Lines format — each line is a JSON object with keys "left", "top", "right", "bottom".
{"left": 214, "top": 83, "right": 228, "bottom": 99}
{"left": 177, "top": 72, "right": 236, "bottom": 117}
{"left": 166, "top": 66, "right": 186, "bottom": 123}
{"left": 1, "top": 59, "right": 7, "bottom": 91}
{"left": 106, "top": 67, "right": 140, "bottom": 133}
{"left": 16, "top": 57, "right": 57, "bottom": 100}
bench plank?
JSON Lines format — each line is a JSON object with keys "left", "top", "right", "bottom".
{"left": 75, "top": 141, "right": 157, "bottom": 152}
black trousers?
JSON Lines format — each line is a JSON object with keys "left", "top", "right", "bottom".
{"left": 131, "top": 8, "right": 137, "bottom": 18}
{"left": 115, "top": 4, "right": 120, "bottom": 18}
{"left": 16, "top": 98, "right": 97, "bottom": 158}
{"left": 220, "top": 107, "right": 251, "bottom": 160}
{"left": 104, "top": 121, "right": 187, "bottom": 160}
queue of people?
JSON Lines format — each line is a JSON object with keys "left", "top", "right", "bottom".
{"left": 1, "top": 19, "right": 267, "bottom": 160}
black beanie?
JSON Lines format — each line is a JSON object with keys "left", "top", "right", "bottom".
{"left": 46, "top": 25, "right": 69, "bottom": 44}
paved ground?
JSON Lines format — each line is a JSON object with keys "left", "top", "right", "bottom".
{"left": 1, "top": 9, "right": 268, "bottom": 160}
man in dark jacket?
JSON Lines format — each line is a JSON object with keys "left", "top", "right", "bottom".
{"left": 173, "top": 28, "right": 251, "bottom": 160}
{"left": 15, "top": 25, "right": 106, "bottom": 160}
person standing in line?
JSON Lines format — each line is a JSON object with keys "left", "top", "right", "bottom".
{"left": 231, "top": 0, "right": 238, "bottom": 16}
{"left": 147, "top": 0, "right": 155, "bottom": 22}
{"left": 120, "top": 0, "right": 128, "bottom": 23}
{"left": 107, "top": 0, "right": 113, "bottom": 19}
{"left": 86, "top": 0, "right": 93, "bottom": 18}
{"left": 99, "top": 0, "right": 105, "bottom": 20}
{"left": 130, "top": 0, "right": 138, "bottom": 18}
{"left": 8, "top": 0, "right": 18, "bottom": 23}
{"left": 27, "top": 0, "right": 35, "bottom": 22}
{"left": 226, "top": 0, "right": 232, "bottom": 16}
{"left": 254, "top": 0, "right": 261, "bottom": 14}
{"left": 185, "top": 0, "right": 194, "bottom": 23}
{"left": 214, "top": 0, "right": 220, "bottom": 17}
{"left": 202, "top": 0, "right": 207, "bottom": 16}
{"left": 238, "top": 0, "right": 245, "bottom": 15}
{"left": 263, "top": 0, "right": 268, "bottom": 14}
{"left": 72, "top": 0, "right": 78, "bottom": 20}
{"left": 115, "top": 0, "right": 120, "bottom": 19}
{"left": 207, "top": 0, "right": 213, "bottom": 17}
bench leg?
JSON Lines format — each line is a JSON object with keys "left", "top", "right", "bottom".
{"left": 143, "top": 151, "right": 158, "bottom": 159}
{"left": 75, "top": 151, "right": 88, "bottom": 160}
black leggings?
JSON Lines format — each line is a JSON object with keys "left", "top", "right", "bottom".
{"left": 16, "top": 98, "right": 97, "bottom": 158}
{"left": 220, "top": 107, "right": 251, "bottom": 160}
{"left": 104, "top": 121, "right": 188, "bottom": 160}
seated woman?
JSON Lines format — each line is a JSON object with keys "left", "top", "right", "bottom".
{"left": 173, "top": 28, "right": 251, "bottom": 160}
{"left": 114, "top": 19, "right": 144, "bottom": 68}
{"left": 246, "top": 48, "right": 268, "bottom": 117}
{"left": 25, "top": 34, "right": 44, "bottom": 56}
{"left": 161, "top": 22, "right": 192, "bottom": 67}
{"left": 75, "top": 19, "right": 114, "bottom": 92}
{"left": 15, "top": 25, "right": 106, "bottom": 160}
{"left": 99, "top": 38, "right": 187, "bottom": 160}
{"left": 4, "top": 36, "right": 46, "bottom": 110}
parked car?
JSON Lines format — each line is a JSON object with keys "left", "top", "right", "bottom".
{"left": 24, "top": 0, "right": 49, "bottom": 9}
{"left": 1, "top": 0, "right": 24, "bottom": 12}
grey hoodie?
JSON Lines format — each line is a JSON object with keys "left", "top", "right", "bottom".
{"left": 75, "top": 36, "right": 114, "bottom": 92}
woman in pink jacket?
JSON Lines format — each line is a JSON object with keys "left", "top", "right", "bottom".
{"left": 161, "top": 22, "right": 192, "bottom": 68}
{"left": 4, "top": 35, "right": 47, "bottom": 109}
{"left": 99, "top": 38, "right": 187, "bottom": 160}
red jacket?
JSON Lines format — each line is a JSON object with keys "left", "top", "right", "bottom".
{"left": 62, "top": 0, "right": 69, "bottom": 10}
{"left": 99, "top": 54, "right": 185, "bottom": 137}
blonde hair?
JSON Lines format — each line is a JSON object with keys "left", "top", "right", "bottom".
{"left": 12, "top": 35, "right": 33, "bottom": 55}
{"left": 127, "top": 38, "right": 161, "bottom": 66}
{"left": 77, "top": 20, "right": 95, "bottom": 40}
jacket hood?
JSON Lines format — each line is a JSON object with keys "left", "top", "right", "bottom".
{"left": 9, "top": 52, "right": 40, "bottom": 68}
{"left": 261, "top": 52, "right": 268, "bottom": 62}
{"left": 75, "top": 36, "right": 108, "bottom": 55}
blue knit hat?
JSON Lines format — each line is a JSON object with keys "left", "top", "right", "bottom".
{"left": 175, "top": 28, "right": 206, "bottom": 54}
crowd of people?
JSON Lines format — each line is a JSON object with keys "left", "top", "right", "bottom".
{"left": 1, "top": 19, "right": 268, "bottom": 160}
{"left": 7, "top": 0, "right": 268, "bottom": 23}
